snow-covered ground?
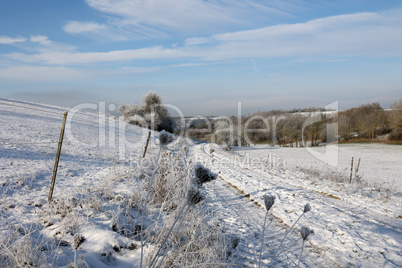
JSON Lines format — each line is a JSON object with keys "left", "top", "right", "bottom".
{"left": 0, "top": 99, "right": 151, "bottom": 267}
{"left": 195, "top": 143, "right": 402, "bottom": 267}
{"left": 1, "top": 98, "right": 401, "bottom": 267}
{"left": 232, "top": 144, "right": 402, "bottom": 191}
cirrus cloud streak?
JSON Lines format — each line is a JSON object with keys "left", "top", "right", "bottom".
{"left": 3, "top": 9, "right": 402, "bottom": 66}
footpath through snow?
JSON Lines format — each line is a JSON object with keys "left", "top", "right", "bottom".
{"left": 194, "top": 143, "right": 402, "bottom": 268}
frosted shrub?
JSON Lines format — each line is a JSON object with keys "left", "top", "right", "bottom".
{"left": 159, "top": 130, "right": 174, "bottom": 146}
{"left": 111, "top": 206, "right": 141, "bottom": 238}
{"left": 194, "top": 163, "right": 217, "bottom": 186}
{"left": 119, "top": 92, "right": 175, "bottom": 133}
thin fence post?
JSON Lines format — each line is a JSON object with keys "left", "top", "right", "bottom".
{"left": 354, "top": 158, "right": 361, "bottom": 178}
{"left": 48, "top": 112, "right": 68, "bottom": 203}
{"left": 349, "top": 157, "right": 354, "bottom": 183}
{"left": 143, "top": 132, "right": 151, "bottom": 158}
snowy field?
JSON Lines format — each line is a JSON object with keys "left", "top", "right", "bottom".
{"left": 233, "top": 143, "right": 402, "bottom": 192}
{"left": 1, "top": 98, "right": 401, "bottom": 267}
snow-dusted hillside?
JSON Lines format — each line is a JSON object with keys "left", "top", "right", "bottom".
{"left": 1, "top": 98, "right": 401, "bottom": 267}
{"left": 0, "top": 98, "right": 156, "bottom": 267}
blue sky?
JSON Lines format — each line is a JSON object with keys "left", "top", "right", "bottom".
{"left": 1, "top": 0, "right": 401, "bottom": 115}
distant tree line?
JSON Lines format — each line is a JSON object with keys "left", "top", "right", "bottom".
{"left": 118, "top": 93, "right": 401, "bottom": 146}
{"left": 338, "top": 100, "right": 402, "bottom": 142}
{"left": 185, "top": 99, "right": 402, "bottom": 147}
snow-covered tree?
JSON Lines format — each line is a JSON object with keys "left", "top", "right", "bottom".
{"left": 119, "top": 92, "right": 174, "bottom": 133}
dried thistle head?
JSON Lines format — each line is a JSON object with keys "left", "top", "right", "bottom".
{"left": 73, "top": 233, "right": 85, "bottom": 249}
{"left": 187, "top": 185, "right": 204, "bottom": 206}
{"left": 300, "top": 226, "right": 314, "bottom": 241}
{"left": 159, "top": 130, "right": 174, "bottom": 146}
{"left": 263, "top": 194, "right": 275, "bottom": 211}
{"left": 303, "top": 203, "right": 311, "bottom": 213}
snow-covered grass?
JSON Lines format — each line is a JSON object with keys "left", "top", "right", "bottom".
{"left": 0, "top": 99, "right": 232, "bottom": 267}
{"left": 1, "top": 98, "right": 401, "bottom": 267}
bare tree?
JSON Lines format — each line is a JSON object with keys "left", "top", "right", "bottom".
{"left": 213, "top": 119, "right": 232, "bottom": 148}
{"left": 355, "top": 103, "right": 386, "bottom": 139}
{"left": 388, "top": 98, "right": 402, "bottom": 140}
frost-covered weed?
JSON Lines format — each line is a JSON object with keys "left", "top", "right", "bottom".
{"left": 149, "top": 151, "right": 189, "bottom": 208}
{"left": 258, "top": 194, "right": 275, "bottom": 268}
{"left": 0, "top": 225, "right": 51, "bottom": 267}
{"left": 297, "top": 226, "right": 314, "bottom": 267}
{"left": 134, "top": 140, "right": 236, "bottom": 268}
{"left": 110, "top": 204, "right": 141, "bottom": 238}
{"left": 187, "top": 184, "right": 204, "bottom": 206}
{"left": 148, "top": 186, "right": 204, "bottom": 267}
{"left": 147, "top": 209, "right": 232, "bottom": 268}
{"left": 59, "top": 210, "right": 82, "bottom": 236}
{"left": 277, "top": 203, "right": 312, "bottom": 258}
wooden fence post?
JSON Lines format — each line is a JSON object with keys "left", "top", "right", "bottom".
{"left": 143, "top": 132, "right": 151, "bottom": 158}
{"left": 349, "top": 157, "right": 354, "bottom": 183}
{"left": 354, "top": 158, "right": 361, "bottom": 178}
{"left": 48, "top": 112, "right": 68, "bottom": 202}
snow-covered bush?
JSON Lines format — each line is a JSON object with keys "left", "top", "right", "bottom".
{"left": 158, "top": 130, "right": 174, "bottom": 146}
{"left": 119, "top": 92, "right": 175, "bottom": 133}
{"left": 194, "top": 162, "right": 217, "bottom": 186}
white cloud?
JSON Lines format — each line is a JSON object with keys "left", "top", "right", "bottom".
{"left": 64, "top": 21, "right": 107, "bottom": 34}
{"left": 184, "top": 37, "right": 211, "bottom": 46}
{"left": 198, "top": 9, "right": 402, "bottom": 60}
{"left": 0, "top": 65, "right": 87, "bottom": 82}
{"left": 29, "top": 35, "right": 53, "bottom": 46}
{"left": 5, "top": 46, "right": 187, "bottom": 65}
{"left": 0, "top": 36, "right": 27, "bottom": 44}
{"left": 4, "top": 9, "right": 402, "bottom": 65}
{"left": 63, "top": 21, "right": 129, "bottom": 41}
{"left": 82, "top": 0, "right": 294, "bottom": 39}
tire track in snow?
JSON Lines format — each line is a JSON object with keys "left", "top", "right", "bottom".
{"left": 204, "top": 176, "right": 330, "bottom": 267}
{"left": 195, "top": 143, "right": 402, "bottom": 267}
{"left": 197, "top": 144, "right": 337, "bottom": 267}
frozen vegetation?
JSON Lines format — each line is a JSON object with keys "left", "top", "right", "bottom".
{"left": 0, "top": 98, "right": 401, "bottom": 267}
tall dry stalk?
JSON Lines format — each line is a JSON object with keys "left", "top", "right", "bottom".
{"left": 258, "top": 194, "right": 275, "bottom": 268}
